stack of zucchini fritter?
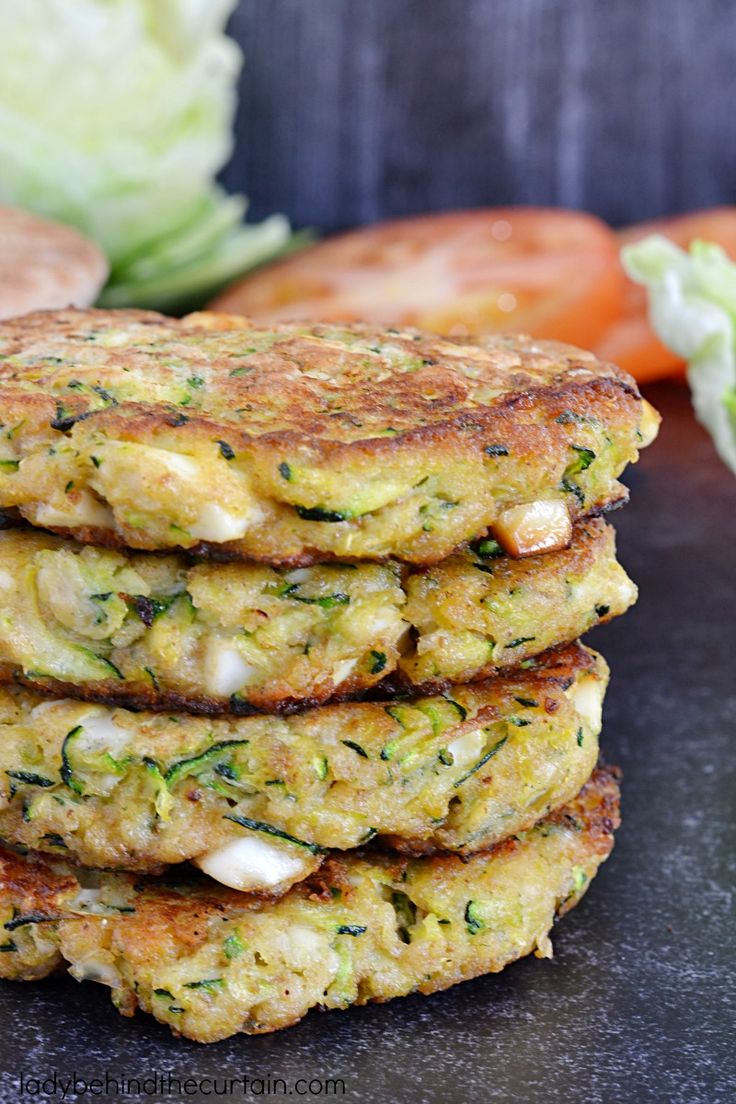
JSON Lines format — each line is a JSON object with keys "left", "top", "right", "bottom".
{"left": 0, "top": 310, "right": 658, "bottom": 1041}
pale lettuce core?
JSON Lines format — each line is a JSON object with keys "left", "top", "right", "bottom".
{"left": 0, "top": 0, "right": 293, "bottom": 310}
{"left": 623, "top": 235, "right": 736, "bottom": 474}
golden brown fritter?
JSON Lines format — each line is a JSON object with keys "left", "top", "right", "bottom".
{"left": 0, "top": 644, "right": 606, "bottom": 887}
{"left": 0, "top": 766, "right": 620, "bottom": 1041}
{"left": 0, "top": 520, "right": 632, "bottom": 712}
{"left": 0, "top": 309, "right": 658, "bottom": 564}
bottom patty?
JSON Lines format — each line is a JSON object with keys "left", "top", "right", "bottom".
{"left": 0, "top": 766, "right": 619, "bottom": 1042}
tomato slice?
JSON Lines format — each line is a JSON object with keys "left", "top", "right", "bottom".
{"left": 595, "top": 207, "right": 736, "bottom": 381}
{"left": 214, "top": 208, "right": 624, "bottom": 348}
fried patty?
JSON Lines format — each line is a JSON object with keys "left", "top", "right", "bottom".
{"left": 0, "top": 520, "right": 632, "bottom": 712}
{"left": 0, "top": 309, "right": 658, "bottom": 565}
{"left": 0, "top": 766, "right": 620, "bottom": 1042}
{"left": 0, "top": 644, "right": 606, "bottom": 891}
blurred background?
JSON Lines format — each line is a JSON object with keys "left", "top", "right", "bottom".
{"left": 2, "top": 0, "right": 736, "bottom": 468}
{"left": 225, "top": 0, "right": 736, "bottom": 230}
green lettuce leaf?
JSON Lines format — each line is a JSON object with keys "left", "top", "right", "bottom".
{"left": 0, "top": 0, "right": 293, "bottom": 310}
{"left": 623, "top": 235, "right": 736, "bottom": 473}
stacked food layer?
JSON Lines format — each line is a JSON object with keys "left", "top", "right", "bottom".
{"left": 0, "top": 309, "right": 658, "bottom": 1041}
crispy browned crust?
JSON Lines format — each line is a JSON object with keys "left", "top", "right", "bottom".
{"left": 0, "top": 309, "right": 654, "bottom": 565}
{"left": 0, "top": 767, "right": 620, "bottom": 1038}
{"left": 11, "top": 673, "right": 368, "bottom": 717}
{"left": 38, "top": 488, "right": 632, "bottom": 569}
{"left": 4, "top": 639, "right": 596, "bottom": 719}
{"left": 0, "top": 307, "right": 641, "bottom": 444}
{"left": 0, "top": 766, "right": 619, "bottom": 925}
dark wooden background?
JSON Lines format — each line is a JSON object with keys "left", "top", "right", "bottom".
{"left": 223, "top": 0, "right": 736, "bottom": 232}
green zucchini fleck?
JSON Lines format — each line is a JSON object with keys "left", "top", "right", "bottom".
{"left": 164, "top": 740, "right": 249, "bottom": 790}
{"left": 60, "top": 726, "right": 85, "bottom": 796}
{"left": 278, "top": 461, "right": 292, "bottom": 480}
{"left": 313, "top": 755, "right": 329, "bottom": 780}
{"left": 471, "top": 537, "right": 504, "bottom": 559}
{"left": 40, "top": 833, "right": 67, "bottom": 849}
{"left": 570, "top": 445, "right": 596, "bottom": 471}
{"left": 143, "top": 758, "right": 173, "bottom": 820}
{"left": 336, "top": 925, "right": 367, "bottom": 936}
{"left": 4, "top": 910, "right": 54, "bottom": 932}
{"left": 75, "top": 648, "right": 124, "bottom": 679}
{"left": 294, "top": 505, "right": 347, "bottom": 523}
{"left": 560, "top": 476, "right": 585, "bottom": 507}
{"left": 291, "top": 591, "right": 350, "bottom": 610}
{"left": 341, "top": 739, "right": 368, "bottom": 758}
{"left": 555, "top": 409, "right": 589, "bottom": 425}
{"left": 184, "top": 978, "right": 224, "bottom": 992}
{"left": 390, "top": 891, "right": 417, "bottom": 943}
{"left": 370, "top": 650, "right": 387, "bottom": 674}
{"left": 453, "top": 735, "right": 508, "bottom": 788}
{"left": 0, "top": 459, "right": 19, "bottom": 472}
{"left": 465, "top": 900, "right": 485, "bottom": 935}
{"left": 506, "top": 635, "right": 536, "bottom": 649}
{"left": 223, "top": 932, "right": 246, "bottom": 960}
{"left": 223, "top": 815, "right": 328, "bottom": 855}
{"left": 6, "top": 770, "right": 55, "bottom": 791}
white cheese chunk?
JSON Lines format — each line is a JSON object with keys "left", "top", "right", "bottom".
{"left": 566, "top": 674, "right": 604, "bottom": 734}
{"left": 75, "top": 709, "right": 132, "bottom": 759}
{"left": 331, "top": 658, "right": 358, "bottom": 685}
{"left": 190, "top": 503, "right": 255, "bottom": 542}
{"left": 35, "top": 491, "right": 114, "bottom": 530}
{"left": 204, "top": 641, "right": 258, "bottom": 696}
{"left": 195, "top": 836, "right": 313, "bottom": 892}
{"left": 446, "top": 728, "right": 485, "bottom": 770}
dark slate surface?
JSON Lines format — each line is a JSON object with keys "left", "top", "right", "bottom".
{"left": 224, "top": 0, "right": 736, "bottom": 231}
{"left": 0, "top": 383, "right": 734, "bottom": 1104}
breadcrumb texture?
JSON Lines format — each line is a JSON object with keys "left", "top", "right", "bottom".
{"left": 0, "top": 520, "right": 632, "bottom": 711}
{"left": 0, "top": 643, "right": 606, "bottom": 873}
{"left": 0, "top": 766, "right": 620, "bottom": 1041}
{"left": 0, "top": 309, "right": 658, "bottom": 565}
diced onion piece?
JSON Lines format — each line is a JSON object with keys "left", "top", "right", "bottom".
{"left": 195, "top": 836, "right": 315, "bottom": 892}
{"left": 494, "top": 500, "right": 572, "bottom": 557}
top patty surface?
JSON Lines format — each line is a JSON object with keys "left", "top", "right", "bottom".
{"left": 0, "top": 309, "right": 659, "bottom": 564}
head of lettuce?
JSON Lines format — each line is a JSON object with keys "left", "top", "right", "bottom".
{"left": 0, "top": 0, "right": 292, "bottom": 311}
{"left": 624, "top": 235, "right": 736, "bottom": 475}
